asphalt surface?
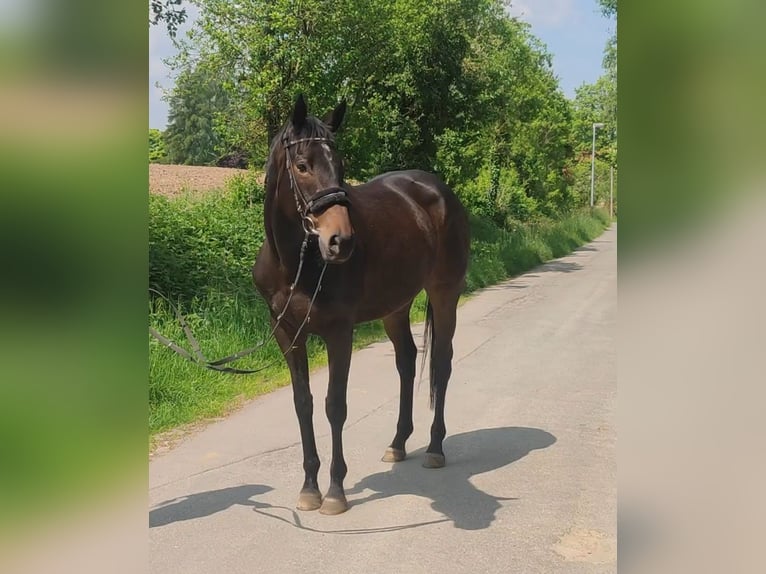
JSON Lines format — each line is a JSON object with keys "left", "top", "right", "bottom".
{"left": 149, "top": 225, "right": 616, "bottom": 573}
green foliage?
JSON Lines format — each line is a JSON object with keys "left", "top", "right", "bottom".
{"left": 432, "top": 13, "right": 576, "bottom": 217}
{"left": 572, "top": 0, "right": 617, "bottom": 168}
{"left": 567, "top": 0, "right": 617, "bottom": 217}
{"left": 465, "top": 209, "right": 610, "bottom": 292}
{"left": 567, "top": 157, "right": 616, "bottom": 211}
{"left": 150, "top": 0, "right": 187, "bottom": 38}
{"left": 165, "top": 0, "right": 585, "bottom": 217}
{"left": 149, "top": 128, "right": 168, "bottom": 163}
{"left": 149, "top": 172, "right": 264, "bottom": 299}
{"left": 598, "top": 0, "right": 617, "bottom": 18}
{"left": 164, "top": 64, "right": 231, "bottom": 165}
{"left": 572, "top": 75, "right": 617, "bottom": 165}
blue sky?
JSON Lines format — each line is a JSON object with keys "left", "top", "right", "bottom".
{"left": 149, "top": 0, "right": 614, "bottom": 129}
{"left": 507, "top": 0, "right": 614, "bottom": 94}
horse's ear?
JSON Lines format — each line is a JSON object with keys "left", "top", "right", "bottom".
{"left": 322, "top": 99, "right": 347, "bottom": 132}
{"left": 291, "top": 93, "right": 307, "bottom": 130}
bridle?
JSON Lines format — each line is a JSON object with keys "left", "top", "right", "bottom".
{"left": 281, "top": 135, "right": 350, "bottom": 233}
{"left": 148, "top": 133, "right": 352, "bottom": 374}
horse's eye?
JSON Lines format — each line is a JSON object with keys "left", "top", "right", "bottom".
{"left": 296, "top": 162, "right": 308, "bottom": 174}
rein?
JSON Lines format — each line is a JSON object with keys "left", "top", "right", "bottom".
{"left": 149, "top": 233, "right": 327, "bottom": 374}
{"left": 148, "top": 135, "right": 345, "bottom": 374}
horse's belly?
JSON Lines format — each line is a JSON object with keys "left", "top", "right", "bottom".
{"left": 350, "top": 186, "right": 441, "bottom": 322}
{"left": 353, "top": 253, "right": 430, "bottom": 322}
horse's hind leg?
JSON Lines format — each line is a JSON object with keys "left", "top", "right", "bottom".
{"left": 423, "top": 287, "right": 460, "bottom": 469}
{"left": 381, "top": 303, "right": 416, "bottom": 463}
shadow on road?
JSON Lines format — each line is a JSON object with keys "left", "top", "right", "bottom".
{"left": 150, "top": 484, "right": 273, "bottom": 528}
{"left": 477, "top": 260, "right": 584, "bottom": 294}
{"left": 480, "top": 282, "right": 529, "bottom": 292}
{"left": 347, "top": 426, "right": 556, "bottom": 530}
{"left": 150, "top": 427, "right": 555, "bottom": 533}
{"left": 535, "top": 260, "right": 584, "bottom": 273}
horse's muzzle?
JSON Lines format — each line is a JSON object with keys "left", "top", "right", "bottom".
{"left": 321, "top": 232, "right": 355, "bottom": 263}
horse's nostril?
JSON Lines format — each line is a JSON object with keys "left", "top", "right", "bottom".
{"left": 327, "top": 234, "right": 354, "bottom": 259}
{"left": 327, "top": 234, "right": 340, "bottom": 255}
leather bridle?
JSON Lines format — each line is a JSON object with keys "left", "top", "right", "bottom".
{"left": 281, "top": 136, "right": 350, "bottom": 231}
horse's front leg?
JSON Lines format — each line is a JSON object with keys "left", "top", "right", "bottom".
{"left": 273, "top": 321, "right": 322, "bottom": 511}
{"left": 320, "top": 327, "right": 353, "bottom": 515}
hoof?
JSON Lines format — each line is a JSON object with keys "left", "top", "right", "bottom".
{"left": 422, "top": 452, "right": 446, "bottom": 469}
{"left": 296, "top": 489, "right": 322, "bottom": 511}
{"left": 319, "top": 496, "right": 349, "bottom": 515}
{"left": 381, "top": 447, "right": 406, "bottom": 463}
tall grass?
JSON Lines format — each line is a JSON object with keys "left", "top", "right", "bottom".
{"left": 465, "top": 209, "right": 611, "bottom": 290}
{"left": 149, "top": 176, "right": 610, "bottom": 436}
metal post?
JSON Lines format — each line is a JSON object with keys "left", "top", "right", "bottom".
{"left": 610, "top": 166, "right": 614, "bottom": 218}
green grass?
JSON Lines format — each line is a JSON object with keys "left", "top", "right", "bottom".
{"left": 149, "top": 178, "right": 610, "bottom": 438}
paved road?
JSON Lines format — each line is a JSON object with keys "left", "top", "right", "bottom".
{"left": 149, "top": 226, "right": 616, "bottom": 573}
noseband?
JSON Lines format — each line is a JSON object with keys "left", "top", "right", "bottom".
{"left": 282, "top": 136, "right": 350, "bottom": 227}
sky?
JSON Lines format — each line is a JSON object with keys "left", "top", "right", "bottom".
{"left": 149, "top": 0, "right": 614, "bottom": 129}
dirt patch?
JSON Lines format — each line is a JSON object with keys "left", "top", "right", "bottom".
{"left": 149, "top": 163, "right": 263, "bottom": 198}
{"left": 552, "top": 527, "right": 616, "bottom": 564}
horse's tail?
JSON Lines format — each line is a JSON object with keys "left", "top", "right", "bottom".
{"left": 419, "top": 296, "right": 437, "bottom": 410}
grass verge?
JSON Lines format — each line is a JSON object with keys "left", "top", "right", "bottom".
{"left": 149, "top": 176, "right": 610, "bottom": 441}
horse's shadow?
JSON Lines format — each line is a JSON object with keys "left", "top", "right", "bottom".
{"left": 150, "top": 484, "right": 273, "bottom": 528}
{"left": 347, "top": 426, "right": 556, "bottom": 530}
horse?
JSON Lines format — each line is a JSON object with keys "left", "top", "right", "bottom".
{"left": 252, "top": 94, "right": 470, "bottom": 515}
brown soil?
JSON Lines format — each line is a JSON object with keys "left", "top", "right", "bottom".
{"left": 149, "top": 163, "right": 263, "bottom": 198}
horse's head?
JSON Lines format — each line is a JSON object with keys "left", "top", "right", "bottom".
{"left": 280, "top": 94, "right": 355, "bottom": 264}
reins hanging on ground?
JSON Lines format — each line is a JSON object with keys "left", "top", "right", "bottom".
{"left": 149, "top": 234, "right": 327, "bottom": 374}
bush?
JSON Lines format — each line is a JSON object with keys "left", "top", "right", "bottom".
{"left": 567, "top": 157, "right": 614, "bottom": 209}
{"left": 149, "top": 174, "right": 265, "bottom": 301}
{"left": 149, "top": 128, "right": 168, "bottom": 163}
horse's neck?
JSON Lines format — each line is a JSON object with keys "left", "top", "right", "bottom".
{"left": 264, "top": 178, "right": 304, "bottom": 275}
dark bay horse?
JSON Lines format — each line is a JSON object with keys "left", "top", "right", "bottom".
{"left": 252, "top": 94, "right": 469, "bottom": 515}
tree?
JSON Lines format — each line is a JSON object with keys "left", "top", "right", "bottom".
{"left": 572, "top": 76, "right": 616, "bottom": 165}
{"left": 167, "top": 0, "right": 585, "bottom": 218}
{"left": 598, "top": 0, "right": 616, "bottom": 18}
{"left": 164, "top": 64, "right": 229, "bottom": 165}
{"left": 172, "top": 0, "right": 500, "bottom": 174}
{"left": 439, "top": 14, "right": 576, "bottom": 216}
{"left": 149, "top": 129, "right": 168, "bottom": 163}
{"left": 568, "top": 0, "right": 617, "bottom": 207}
{"left": 572, "top": 0, "right": 617, "bottom": 165}
{"left": 150, "top": 0, "right": 187, "bottom": 38}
